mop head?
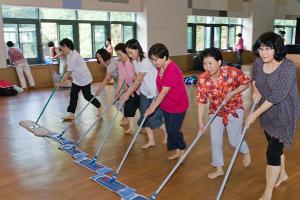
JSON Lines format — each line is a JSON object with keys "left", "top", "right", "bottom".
{"left": 117, "top": 187, "right": 136, "bottom": 199}
{"left": 124, "top": 195, "right": 148, "bottom": 200}
{"left": 74, "top": 157, "right": 113, "bottom": 173}
{"left": 90, "top": 174, "right": 128, "bottom": 193}
{"left": 19, "top": 120, "right": 51, "bottom": 137}
{"left": 59, "top": 144, "right": 88, "bottom": 159}
{"left": 48, "top": 133, "right": 74, "bottom": 145}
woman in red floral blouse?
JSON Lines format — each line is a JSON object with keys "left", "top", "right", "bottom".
{"left": 196, "top": 47, "right": 251, "bottom": 179}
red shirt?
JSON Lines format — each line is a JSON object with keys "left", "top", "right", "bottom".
{"left": 156, "top": 61, "right": 189, "bottom": 113}
{"left": 7, "top": 47, "right": 26, "bottom": 66}
{"left": 196, "top": 66, "right": 250, "bottom": 125}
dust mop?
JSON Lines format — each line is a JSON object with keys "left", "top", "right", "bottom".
{"left": 49, "top": 81, "right": 126, "bottom": 144}
{"left": 73, "top": 100, "right": 124, "bottom": 174}
{"left": 90, "top": 99, "right": 154, "bottom": 197}
{"left": 59, "top": 93, "right": 126, "bottom": 159}
{"left": 215, "top": 100, "right": 258, "bottom": 200}
{"left": 19, "top": 71, "right": 66, "bottom": 136}
{"left": 48, "top": 95, "right": 103, "bottom": 144}
{"left": 126, "top": 100, "right": 227, "bottom": 200}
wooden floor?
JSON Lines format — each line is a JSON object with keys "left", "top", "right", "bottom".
{"left": 1, "top": 65, "right": 300, "bottom": 200}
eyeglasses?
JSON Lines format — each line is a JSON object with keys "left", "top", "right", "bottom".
{"left": 258, "top": 47, "right": 274, "bottom": 53}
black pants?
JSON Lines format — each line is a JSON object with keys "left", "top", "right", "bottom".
{"left": 265, "top": 132, "right": 284, "bottom": 166}
{"left": 163, "top": 110, "right": 186, "bottom": 151}
{"left": 124, "top": 92, "right": 140, "bottom": 117}
{"left": 67, "top": 83, "right": 101, "bottom": 113}
{"left": 237, "top": 49, "right": 243, "bottom": 65}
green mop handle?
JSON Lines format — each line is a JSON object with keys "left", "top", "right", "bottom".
{"left": 35, "top": 71, "right": 66, "bottom": 124}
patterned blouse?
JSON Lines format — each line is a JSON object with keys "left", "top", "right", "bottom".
{"left": 7, "top": 47, "right": 26, "bottom": 66}
{"left": 252, "top": 58, "right": 300, "bottom": 148}
{"left": 196, "top": 66, "right": 250, "bottom": 125}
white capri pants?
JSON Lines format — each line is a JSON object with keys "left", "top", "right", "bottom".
{"left": 15, "top": 62, "right": 35, "bottom": 89}
{"left": 210, "top": 109, "right": 249, "bottom": 167}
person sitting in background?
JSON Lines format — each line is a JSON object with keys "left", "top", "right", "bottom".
{"left": 6, "top": 41, "right": 35, "bottom": 90}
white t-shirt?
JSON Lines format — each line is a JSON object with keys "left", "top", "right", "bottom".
{"left": 106, "top": 57, "right": 119, "bottom": 79}
{"left": 67, "top": 50, "right": 93, "bottom": 86}
{"left": 133, "top": 54, "right": 157, "bottom": 98}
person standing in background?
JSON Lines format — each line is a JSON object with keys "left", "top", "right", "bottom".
{"left": 7, "top": 41, "right": 35, "bottom": 90}
{"left": 236, "top": 33, "right": 244, "bottom": 65}
{"left": 105, "top": 38, "right": 113, "bottom": 56}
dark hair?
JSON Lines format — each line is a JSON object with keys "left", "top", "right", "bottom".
{"left": 148, "top": 43, "right": 169, "bottom": 60}
{"left": 95, "top": 48, "right": 111, "bottom": 63}
{"left": 47, "top": 41, "right": 55, "bottom": 47}
{"left": 279, "top": 30, "right": 286, "bottom": 36}
{"left": 237, "top": 33, "right": 242, "bottom": 37}
{"left": 200, "top": 47, "right": 223, "bottom": 65}
{"left": 125, "top": 39, "right": 145, "bottom": 61}
{"left": 6, "top": 41, "right": 14, "bottom": 47}
{"left": 59, "top": 38, "right": 74, "bottom": 50}
{"left": 114, "top": 43, "right": 127, "bottom": 54}
{"left": 106, "top": 38, "right": 111, "bottom": 42}
{"left": 253, "top": 31, "right": 286, "bottom": 61}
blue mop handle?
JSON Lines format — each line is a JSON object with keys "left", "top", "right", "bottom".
{"left": 111, "top": 98, "right": 155, "bottom": 181}
{"left": 76, "top": 89, "right": 126, "bottom": 145}
{"left": 149, "top": 100, "right": 227, "bottom": 200}
{"left": 58, "top": 95, "right": 101, "bottom": 137}
{"left": 92, "top": 100, "right": 125, "bottom": 163}
{"left": 58, "top": 80, "right": 126, "bottom": 138}
{"left": 215, "top": 100, "right": 258, "bottom": 200}
{"left": 36, "top": 71, "right": 66, "bottom": 124}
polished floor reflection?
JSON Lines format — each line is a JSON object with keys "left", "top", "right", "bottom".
{"left": 0, "top": 65, "right": 299, "bottom": 200}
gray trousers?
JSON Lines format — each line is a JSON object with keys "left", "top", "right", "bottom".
{"left": 210, "top": 109, "right": 249, "bottom": 167}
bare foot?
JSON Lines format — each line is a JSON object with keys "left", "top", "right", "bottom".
{"left": 208, "top": 169, "right": 224, "bottom": 179}
{"left": 168, "top": 152, "right": 180, "bottom": 160}
{"left": 125, "top": 128, "right": 134, "bottom": 134}
{"left": 62, "top": 114, "right": 74, "bottom": 121}
{"left": 275, "top": 174, "right": 288, "bottom": 187}
{"left": 242, "top": 152, "right": 251, "bottom": 167}
{"left": 120, "top": 118, "right": 128, "bottom": 126}
{"left": 162, "top": 137, "right": 167, "bottom": 144}
{"left": 258, "top": 194, "right": 272, "bottom": 200}
{"left": 142, "top": 142, "right": 155, "bottom": 149}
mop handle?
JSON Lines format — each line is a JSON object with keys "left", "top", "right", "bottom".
{"left": 112, "top": 98, "right": 156, "bottom": 180}
{"left": 150, "top": 100, "right": 227, "bottom": 200}
{"left": 76, "top": 89, "right": 126, "bottom": 145}
{"left": 36, "top": 71, "right": 66, "bottom": 124}
{"left": 59, "top": 95, "right": 102, "bottom": 137}
{"left": 92, "top": 100, "right": 124, "bottom": 161}
{"left": 216, "top": 100, "right": 258, "bottom": 200}
{"left": 59, "top": 80, "right": 126, "bottom": 137}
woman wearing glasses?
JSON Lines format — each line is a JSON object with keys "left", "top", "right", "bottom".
{"left": 246, "top": 32, "right": 300, "bottom": 200}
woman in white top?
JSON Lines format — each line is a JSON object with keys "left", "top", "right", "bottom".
{"left": 122, "top": 39, "right": 167, "bottom": 148}
{"left": 58, "top": 38, "right": 101, "bottom": 121}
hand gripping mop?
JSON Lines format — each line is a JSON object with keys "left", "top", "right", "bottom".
{"left": 90, "top": 99, "right": 155, "bottom": 197}
{"left": 73, "top": 100, "right": 125, "bottom": 175}
{"left": 49, "top": 81, "right": 126, "bottom": 144}
{"left": 58, "top": 93, "right": 126, "bottom": 160}
{"left": 19, "top": 71, "right": 66, "bottom": 136}
{"left": 215, "top": 100, "right": 258, "bottom": 200}
{"left": 125, "top": 100, "right": 227, "bottom": 200}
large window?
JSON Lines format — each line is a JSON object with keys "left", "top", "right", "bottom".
{"left": 2, "top": 5, "right": 136, "bottom": 64}
{"left": 274, "top": 19, "right": 296, "bottom": 45}
{"left": 187, "top": 16, "right": 243, "bottom": 52}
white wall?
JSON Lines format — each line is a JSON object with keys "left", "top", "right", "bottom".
{"left": 141, "top": 0, "right": 188, "bottom": 56}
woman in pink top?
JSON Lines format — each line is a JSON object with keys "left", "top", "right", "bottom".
{"left": 145, "top": 43, "right": 189, "bottom": 160}
{"left": 114, "top": 43, "right": 140, "bottom": 133}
